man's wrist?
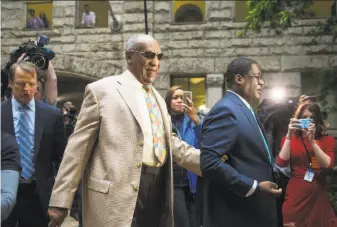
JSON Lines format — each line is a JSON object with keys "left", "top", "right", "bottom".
{"left": 256, "top": 182, "right": 260, "bottom": 193}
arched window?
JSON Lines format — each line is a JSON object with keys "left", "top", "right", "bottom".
{"left": 172, "top": 0, "right": 205, "bottom": 24}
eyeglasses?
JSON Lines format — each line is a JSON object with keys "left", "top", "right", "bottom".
{"left": 245, "top": 74, "right": 264, "bottom": 84}
{"left": 129, "top": 50, "right": 163, "bottom": 60}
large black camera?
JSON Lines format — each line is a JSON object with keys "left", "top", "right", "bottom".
{"left": 4, "top": 34, "right": 55, "bottom": 71}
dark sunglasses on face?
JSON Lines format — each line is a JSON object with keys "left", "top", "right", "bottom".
{"left": 130, "top": 50, "right": 163, "bottom": 60}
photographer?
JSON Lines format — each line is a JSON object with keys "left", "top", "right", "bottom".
{"left": 2, "top": 35, "right": 58, "bottom": 106}
{"left": 62, "top": 101, "right": 82, "bottom": 225}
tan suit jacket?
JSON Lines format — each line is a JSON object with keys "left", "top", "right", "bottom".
{"left": 49, "top": 70, "right": 201, "bottom": 227}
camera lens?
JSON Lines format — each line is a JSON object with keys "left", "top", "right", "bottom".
{"left": 31, "top": 55, "right": 46, "bottom": 69}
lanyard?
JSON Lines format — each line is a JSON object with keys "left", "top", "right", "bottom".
{"left": 300, "top": 136, "right": 312, "bottom": 169}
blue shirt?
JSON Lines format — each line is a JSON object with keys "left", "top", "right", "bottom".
{"left": 11, "top": 97, "right": 35, "bottom": 153}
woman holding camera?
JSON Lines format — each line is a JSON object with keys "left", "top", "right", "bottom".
{"left": 277, "top": 103, "right": 336, "bottom": 227}
{"left": 165, "top": 86, "right": 202, "bottom": 227}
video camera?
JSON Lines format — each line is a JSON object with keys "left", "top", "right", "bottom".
{"left": 4, "top": 34, "right": 55, "bottom": 72}
{"left": 63, "top": 102, "right": 77, "bottom": 120}
{"left": 65, "top": 106, "right": 77, "bottom": 117}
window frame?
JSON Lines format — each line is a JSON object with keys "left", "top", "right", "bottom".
{"left": 170, "top": 74, "right": 207, "bottom": 109}
{"left": 25, "top": 0, "right": 53, "bottom": 30}
{"left": 75, "top": 0, "right": 110, "bottom": 29}
{"left": 171, "top": 0, "right": 207, "bottom": 25}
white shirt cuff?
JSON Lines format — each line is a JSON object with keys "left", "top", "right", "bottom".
{"left": 245, "top": 180, "right": 257, "bottom": 197}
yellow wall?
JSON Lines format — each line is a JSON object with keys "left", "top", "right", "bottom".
{"left": 27, "top": 1, "right": 53, "bottom": 28}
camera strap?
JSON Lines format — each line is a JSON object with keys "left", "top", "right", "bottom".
{"left": 300, "top": 136, "right": 312, "bottom": 169}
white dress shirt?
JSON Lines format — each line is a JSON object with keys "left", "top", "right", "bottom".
{"left": 81, "top": 11, "right": 96, "bottom": 27}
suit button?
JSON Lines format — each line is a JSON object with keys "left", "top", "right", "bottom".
{"left": 132, "top": 185, "right": 138, "bottom": 192}
{"left": 138, "top": 141, "right": 144, "bottom": 147}
{"left": 136, "top": 163, "right": 141, "bottom": 168}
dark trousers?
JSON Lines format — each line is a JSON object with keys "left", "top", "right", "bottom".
{"left": 174, "top": 186, "right": 198, "bottom": 227}
{"left": 132, "top": 165, "right": 165, "bottom": 227}
{"left": 2, "top": 181, "right": 49, "bottom": 227}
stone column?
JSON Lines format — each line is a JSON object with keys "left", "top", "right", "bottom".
{"left": 206, "top": 74, "right": 224, "bottom": 108}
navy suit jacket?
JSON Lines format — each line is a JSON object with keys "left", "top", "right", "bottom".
{"left": 1, "top": 98, "right": 66, "bottom": 214}
{"left": 200, "top": 91, "right": 282, "bottom": 227}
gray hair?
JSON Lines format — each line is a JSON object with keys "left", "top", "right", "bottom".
{"left": 126, "top": 34, "right": 156, "bottom": 51}
{"left": 8, "top": 61, "right": 37, "bottom": 81}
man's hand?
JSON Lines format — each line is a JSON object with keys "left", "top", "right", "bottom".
{"left": 48, "top": 207, "right": 68, "bottom": 227}
{"left": 257, "top": 181, "right": 282, "bottom": 196}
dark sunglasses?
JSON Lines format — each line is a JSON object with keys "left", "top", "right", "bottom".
{"left": 130, "top": 50, "right": 163, "bottom": 60}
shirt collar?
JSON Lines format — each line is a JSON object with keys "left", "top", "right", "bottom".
{"left": 126, "top": 69, "right": 152, "bottom": 92}
{"left": 11, "top": 97, "right": 35, "bottom": 111}
{"left": 228, "top": 90, "right": 252, "bottom": 110}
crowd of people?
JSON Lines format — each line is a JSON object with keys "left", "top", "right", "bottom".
{"left": 1, "top": 34, "right": 336, "bottom": 227}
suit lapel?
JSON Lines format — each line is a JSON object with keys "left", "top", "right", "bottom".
{"left": 116, "top": 72, "right": 150, "bottom": 135}
{"left": 33, "top": 101, "right": 44, "bottom": 160}
{"left": 227, "top": 92, "right": 271, "bottom": 163}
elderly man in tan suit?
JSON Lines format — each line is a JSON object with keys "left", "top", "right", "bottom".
{"left": 48, "top": 34, "right": 201, "bottom": 227}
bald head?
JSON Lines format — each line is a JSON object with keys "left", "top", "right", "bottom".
{"left": 126, "top": 34, "right": 157, "bottom": 51}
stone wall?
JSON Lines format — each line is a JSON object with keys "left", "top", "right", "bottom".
{"left": 1, "top": 1, "right": 336, "bottom": 99}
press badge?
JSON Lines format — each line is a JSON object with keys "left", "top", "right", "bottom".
{"left": 304, "top": 169, "right": 314, "bottom": 182}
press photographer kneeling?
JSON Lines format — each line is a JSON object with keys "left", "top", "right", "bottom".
{"left": 1, "top": 34, "right": 58, "bottom": 106}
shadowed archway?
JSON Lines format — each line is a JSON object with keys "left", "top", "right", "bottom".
{"left": 174, "top": 4, "right": 204, "bottom": 23}
{"left": 56, "top": 70, "right": 98, "bottom": 111}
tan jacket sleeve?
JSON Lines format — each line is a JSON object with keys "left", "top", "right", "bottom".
{"left": 171, "top": 135, "right": 202, "bottom": 176}
{"left": 49, "top": 84, "right": 100, "bottom": 209}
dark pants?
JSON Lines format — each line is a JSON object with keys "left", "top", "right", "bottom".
{"left": 174, "top": 186, "right": 198, "bottom": 227}
{"left": 132, "top": 165, "right": 165, "bottom": 227}
{"left": 2, "top": 181, "right": 49, "bottom": 227}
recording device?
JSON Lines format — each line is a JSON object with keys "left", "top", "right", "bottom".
{"left": 299, "top": 118, "right": 312, "bottom": 129}
{"left": 64, "top": 104, "right": 77, "bottom": 119}
{"left": 183, "top": 91, "right": 192, "bottom": 105}
{"left": 4, "top": 34, "right": 55, "bottom": 71}
{"left": 63, "top": 103, "right": 77, "bottom": 137}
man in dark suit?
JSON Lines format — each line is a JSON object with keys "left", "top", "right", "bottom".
{"left": 200, "top": 57, "right": 283, "bottom": 227}
{"left": 1, "top": 62, "right": 66, "bottom": 227}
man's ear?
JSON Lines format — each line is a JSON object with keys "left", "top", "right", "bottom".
{"left": 8, "top": 80, "right": 13, "bottom": 89}
{"left": 234, "top": 74, "right": 244, "bottom": 85}
{"left": 125, "top": 52, "right": 132, "bottom": 64}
